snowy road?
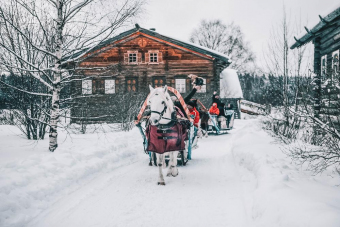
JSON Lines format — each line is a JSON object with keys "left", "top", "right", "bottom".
{"left": 2, "top": 118, "right": 340, "bottom": 227}
{"left": 28, "top": 125, "right": 250, "bottom": 227}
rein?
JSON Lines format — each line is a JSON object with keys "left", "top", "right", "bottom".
{"left": 149, "top": 95, "right": 177, "bottom": 127}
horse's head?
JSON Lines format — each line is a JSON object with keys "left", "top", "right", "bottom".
{"left": 148, "top": 85, "right": 174, "bottom": 126}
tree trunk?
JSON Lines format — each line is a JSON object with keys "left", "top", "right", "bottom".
{"left": 49, "top": 0, "right": 63, "bottom": 152}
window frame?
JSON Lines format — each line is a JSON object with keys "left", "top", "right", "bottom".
{"left": 148, "top": 50, "right": 159, "bottom": 64}
{"left": 126, "top": 78, "right": 138, "bottom": 92}
{"left": 127, "top": 50, "right": 138, "bottom": 65}
{"left": 152, "top": 77, "right": 166, "bottom": 88}
{"left": 92, "top": 79, "right": 105, "bottom": 94}
{"left": 175, "top": 78, "right": 186, "bottom": 93}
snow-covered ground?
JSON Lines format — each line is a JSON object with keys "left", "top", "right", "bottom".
{"left": 1, "top": 117, "right": 340, "bottom": 227}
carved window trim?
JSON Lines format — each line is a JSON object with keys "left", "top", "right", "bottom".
{"left": 146, "top": 50, "right": 162, "bottom": 64}
{"left": 124, "top": 51, "right": 141, "bottom": 65}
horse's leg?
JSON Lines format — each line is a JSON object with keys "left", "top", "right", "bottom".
{"left": 170, "top": 151, "right": 179, "bottom": 177}
{"left": 148, "top": 152, "right": 152, "bottom": 166}
{"left": 166, "top": 152, "right": 174, "bottom": 176}
{"left": 183, "top": 141, "right": 188, "bottom": 165}
{"left": 156, "top": 153, "right": 165, "bottom": 185}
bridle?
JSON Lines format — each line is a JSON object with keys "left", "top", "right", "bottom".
{"left": 150, "top": 100, "right": 168, "bottom": 122}
{"left": 149, "top": 94, "right": 176, "bottom": 124}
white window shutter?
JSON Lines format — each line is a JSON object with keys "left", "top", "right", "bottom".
{"left": 138, "top": 53, "right": 142, "bottom": 63}
{"left": 145, "top": 53, "right": 149, "bottom": 63}
{"left": 158, "top": 52, "right": 163, "bottom": 62}
{"left": 105, "top": 79, "right": 115, "bottom": 94}
{"left": 124, "top": 53, "right": 128, "bottom": 63}
{"left": 82, "top": 80, "right": 92, "bottom": 94}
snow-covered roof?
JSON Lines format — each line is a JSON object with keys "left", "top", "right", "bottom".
{"left": 219, "top": 68, "right": 243, "bottom": 99}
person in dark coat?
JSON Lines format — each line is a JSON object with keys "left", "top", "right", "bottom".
{"left": 172, "top": 85, "right": 201, "bottom": 115}
{"left": 212, "top": 91, "right": 222, "bottom": 107}
{"left": 225, "top": 103, "right": 234, "bottom": 128}
{"left": 212, "top": 91, "right": 224, "bottom": 116}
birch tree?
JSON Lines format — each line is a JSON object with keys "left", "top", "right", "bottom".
{"left": 0, "top": 0, "right": 144, "bottom": 151}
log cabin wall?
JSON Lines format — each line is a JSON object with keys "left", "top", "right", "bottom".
{"left": 290, "top": 7, "right": 340, "bottom": 129}
{"left": 69, "top": 33, "right": 229, "bottom": 123}
{"left": 313, "top": 18, "right": 340, "bottom": 119}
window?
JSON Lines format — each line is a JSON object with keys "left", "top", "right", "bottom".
{"left": 175, "top": 79, "right": 186, "bottom": 93}
{"left": 82, "top": 80, "right": 92, "bottom": 95}
{"left": 153, "top": 77, "right": 165, "bottom": 88}
{"left": 129, "top": 53, "right": 137, "bottom": 63}
{"left": 105, "top": 79, "right": 115, "bottom": 94}
{"left": 93, "top": 79, "right": 105, "bottom": 94}
{"left": 321, "top": 55, "right": 327, "bottom": 80}
{"left": 332, "top": 50, "right": 339, "bottom": 73}
{"left": 124, "top": 51, "right": 140, "bottom": 64}
{"left": 146, "top": 50, "right": 162, "bottom": 64}
{"left": 126, "top": 78, "right": 138, "bottom": 92}
{"left": 196, "top": 78, "right": 207, "bottom": 93}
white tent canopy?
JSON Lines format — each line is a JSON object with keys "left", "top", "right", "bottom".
{"left": 219, "top": 68, "right": 243, "bottom": 99}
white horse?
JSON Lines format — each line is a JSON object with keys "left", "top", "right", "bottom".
{"left": 148, "top": 85, "right": 180, "bottom": 185}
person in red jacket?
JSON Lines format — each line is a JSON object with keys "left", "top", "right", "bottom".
{"left": 187, "top": 100, "right": 200, "bottom": 127}
{"left": 187, "top": 100, "right": 200, "bottom": 149}
{"left": 209, "top": 103, "right": 220, "bottom": 116}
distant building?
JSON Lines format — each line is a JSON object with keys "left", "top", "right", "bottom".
{"left": 66, "top": 24, "right": 234, "bottom": 123}
{"left": 291, "top": 6, "right": 340, "bottom": 118}
{"left": 220, "top": 69, "right": 243, "bottom": 119}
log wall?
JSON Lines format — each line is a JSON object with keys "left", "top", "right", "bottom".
{"left": 70, "top": 35, "right": 225, "bottom": 122}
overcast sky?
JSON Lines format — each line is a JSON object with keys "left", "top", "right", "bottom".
{"left": 139, "top": 0, "right": 339, "bottom": 68}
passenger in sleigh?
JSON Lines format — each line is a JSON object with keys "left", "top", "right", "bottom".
{"left": 171, "top": 84, "right": 202, "bottom": 116}
{"left": 187, "top": 100, "right": 200, "bottom": 149}
{"left": 224, "top": 103, "right": 234, "bottom": 128}
{"left": 209, "top": 103, "right": 220, "bottom": 116}
{"left": 212, "top": 91, "right": 224, "bottom": 116}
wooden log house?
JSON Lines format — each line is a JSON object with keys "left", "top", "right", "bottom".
{"left": 67, "top": 24, "right": 231, "bottom": 123}
{"left": 291, "top": 6, "right": 340, "bottom": 119}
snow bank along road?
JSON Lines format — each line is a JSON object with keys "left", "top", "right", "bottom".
{"left": 1, "top": 118, "right": 340, "bottom": 227}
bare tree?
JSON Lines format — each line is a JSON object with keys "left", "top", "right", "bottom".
{"left": 261, "top": 5, "right": 340, "bottom": 174}
{"left": 0, "top": 0, "right": 144, "bottom": 151}
{"left": 190, "top": 19, "right": 256, "bottom": 73}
